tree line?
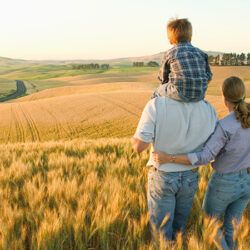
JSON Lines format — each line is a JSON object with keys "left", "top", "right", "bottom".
{"left": 72, "top": 64, "right": 110, "bottom": 70}
{"left": 209, "top": 53, "right": 250, "bottom": 66}
{"left": 133, "top": 61, "right": 160, "bottom": 67}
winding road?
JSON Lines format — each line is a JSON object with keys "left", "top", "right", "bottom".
{"left": 0, "top": 80, "right": 27, "bottom": 102}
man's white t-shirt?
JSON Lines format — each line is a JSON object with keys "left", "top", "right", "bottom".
{"left": 134, "top": 97, "right": 217, "bottom": 172}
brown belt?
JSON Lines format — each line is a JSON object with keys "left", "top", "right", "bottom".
{"left": 149, "top": 166, "right": 198, "bottom": 172}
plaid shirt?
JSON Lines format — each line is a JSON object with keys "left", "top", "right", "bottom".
{"left": 158, "top": 42, "right": 212, "bottom": 102}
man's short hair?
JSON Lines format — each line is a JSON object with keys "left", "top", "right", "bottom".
{"left": 167, "top": 18, "right": 192, "bottom": 44}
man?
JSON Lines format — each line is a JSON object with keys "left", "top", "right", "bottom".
{"left": 132, "top": 96, "right": 217, "bottom": 241}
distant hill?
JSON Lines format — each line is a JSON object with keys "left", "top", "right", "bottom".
{"left": 0, "top": 57, "right": 28, "bottom": 66}
{"left": 0, "top": 50, "right": 224, "bottom": 67}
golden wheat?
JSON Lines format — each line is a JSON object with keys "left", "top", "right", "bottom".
{"left": 0, "top": 138, "right": 248, "bottom": 249}
{"left": 0, "top": 66, "right": 249, "bottom": 143}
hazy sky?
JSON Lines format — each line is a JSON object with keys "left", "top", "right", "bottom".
{"left": 0, "top": 0, "right": 249, "bottom": 60}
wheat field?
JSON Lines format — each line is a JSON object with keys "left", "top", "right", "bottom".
{"left": 0, "top": 138, "right": 249, "bottom": 249}
{"left": 2, "top": 66, "right": 250, "bottom": 143}
{"left": 0, "top": 66, "right": 250, "bottom": 249}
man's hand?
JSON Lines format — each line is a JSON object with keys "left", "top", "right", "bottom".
{"left": 152, "top": 151, "right": 171, "bottom": 164}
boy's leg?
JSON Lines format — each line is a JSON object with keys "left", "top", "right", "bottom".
{"left": 172, "top": 170, "right": 198, "bottom": 238}
{"left": 153, "top": 83, "right": 168, "bottom": 98}
{"left": 165, "top": 83, "right": 182, "bottom": 101}
{"left": 147, "top": 169, "right": 178, "bottom": 241}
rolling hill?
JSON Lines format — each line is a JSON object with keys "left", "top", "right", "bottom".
{"left": 0, "top": 66, "right": 249, "bottom": 143}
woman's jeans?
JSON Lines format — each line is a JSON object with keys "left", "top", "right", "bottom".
{"left": 203, "top": 169, "right": 250, "bottom": 250}
{"left": 147, "top": 168, "right": 198, "bottom": 241}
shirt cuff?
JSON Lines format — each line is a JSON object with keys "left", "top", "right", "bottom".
{"left": 187, "top": 153, "right": 199, "bottom": 166}
{"left": 133, "top": 131, "right": 153, "bottom": 143}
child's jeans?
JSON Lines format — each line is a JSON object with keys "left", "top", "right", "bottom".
{"left": 151, "top": 83, "right": 181, "bottom": 101}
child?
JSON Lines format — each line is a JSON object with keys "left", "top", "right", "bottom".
{"left": 152, "top": 18, "right": 212, "bottom": 102}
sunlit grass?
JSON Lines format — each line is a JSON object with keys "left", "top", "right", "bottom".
{"left": 0, "top": 138, "right": 249, "bottom": 249}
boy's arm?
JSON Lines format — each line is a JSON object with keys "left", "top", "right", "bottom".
{"left": 158, "top": 53, "right": 171, "bottom": 84}
{"left": 205, "top": 54, "right": 213, "bottom": 82}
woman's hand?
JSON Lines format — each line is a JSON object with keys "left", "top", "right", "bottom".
{"left": 152, "top": 151, "right": 172, "bottom": 164}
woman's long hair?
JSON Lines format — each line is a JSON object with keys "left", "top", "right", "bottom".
{"left": 222, "top": 76, "right": 250, "bottom": 128}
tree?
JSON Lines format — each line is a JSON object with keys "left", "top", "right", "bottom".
{"left": 133, "top": 62, "right": 144, "bottom": 67}
{"left": 101, "top": 64, "right": 110, "bottom": 70}
{"left": 247, "top": 53, "right": 250, "bottom": 65}
{"left": 147, "top": 61, "right": 159, "bottom": 67}
{"left": 214, "top": 55, "right": 220, "bottom": 66}
{"left": 239, "top": 53, "right": 246, "bottom": 65}
{"left": 208, "top": 56, "right": 215, "bottom": 65}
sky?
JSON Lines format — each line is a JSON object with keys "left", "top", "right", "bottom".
{"left": 0, "top": 0, "right": 249, "bottom": 60}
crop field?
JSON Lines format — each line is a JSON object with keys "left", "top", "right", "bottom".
{"left": 0, "top": 65, "right": 249, "bottom": 249}
{"left": 0, "top": 138, "right": 249, "bottom": 249}
{"left": 0, "top": 66, "right": 249, "bottom": 143}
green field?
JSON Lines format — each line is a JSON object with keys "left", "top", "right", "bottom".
{"left": 1, "top": 63, "right": 250, "bottom": 99}
{"left": 0, "top": 79, "right": 16, "bottom": 98}
{"left": 0, "top": 63, "right": 158, "bottom": 97}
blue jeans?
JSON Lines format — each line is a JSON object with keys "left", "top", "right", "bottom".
{"left": 203, "top": 169, "right": 250, "bottom": 250}
{"left": 147, "top": 168, "right": 198, "bottom": 241}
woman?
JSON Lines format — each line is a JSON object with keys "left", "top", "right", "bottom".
{"left": 132, "top": 90, "right": 217, "bottom": 241}
{"left": 153, "top": 76, "right": 250, "bottom": 250}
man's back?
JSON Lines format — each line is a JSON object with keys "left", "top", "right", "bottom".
{"left": 134, "top": 97, "right": 217, "bottom": 171}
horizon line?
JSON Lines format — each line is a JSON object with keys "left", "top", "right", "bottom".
{"left": 3, "top": 49, "right": 250, "bottom": 62}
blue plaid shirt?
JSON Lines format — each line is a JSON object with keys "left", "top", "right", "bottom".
{"left": 158, "top": 42, "right": 212, "bottom": 102}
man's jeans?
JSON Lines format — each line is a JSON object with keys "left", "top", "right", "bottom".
{"left": 203, "top": 169, "right": 250, "bottom": 250}
{"left": 147, "top": 168, "right": 198, "bottom": 241}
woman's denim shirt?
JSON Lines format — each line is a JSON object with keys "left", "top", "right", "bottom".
{"left": 188, "top": 112, "right": 250, "bottom": 173}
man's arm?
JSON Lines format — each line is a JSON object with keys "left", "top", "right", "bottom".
{"left": 132, "top": 99, "right": 156, "bottom": 153}
{"left": 131, "top": 137, "right": 150, "bottom": 153}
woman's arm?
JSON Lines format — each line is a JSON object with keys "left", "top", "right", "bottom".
{"left": 153, "top": 152, "right": 191, "bottom": 165}
{"left": 153, "top": 122, "right": 228, "bottom": 166}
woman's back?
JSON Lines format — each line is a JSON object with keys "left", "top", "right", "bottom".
{"left": 212, "top": 112, "right": 250, "bottom": 173}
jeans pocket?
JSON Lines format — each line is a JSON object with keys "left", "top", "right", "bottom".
{"left": 148, "top": 172, "right": 175, "bottom": 199}
{"left": 212, "top": 185, "right": 237, "bottom": 202}
{"left": 216, "top": 190, "right": 236, "bottom": 202}
{"left": 186, "top": 174, "right": 199, "bottom": 191}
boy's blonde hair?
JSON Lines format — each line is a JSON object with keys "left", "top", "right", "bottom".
{"left": 167, "top": 18, "right": 192, "bottom": 44}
